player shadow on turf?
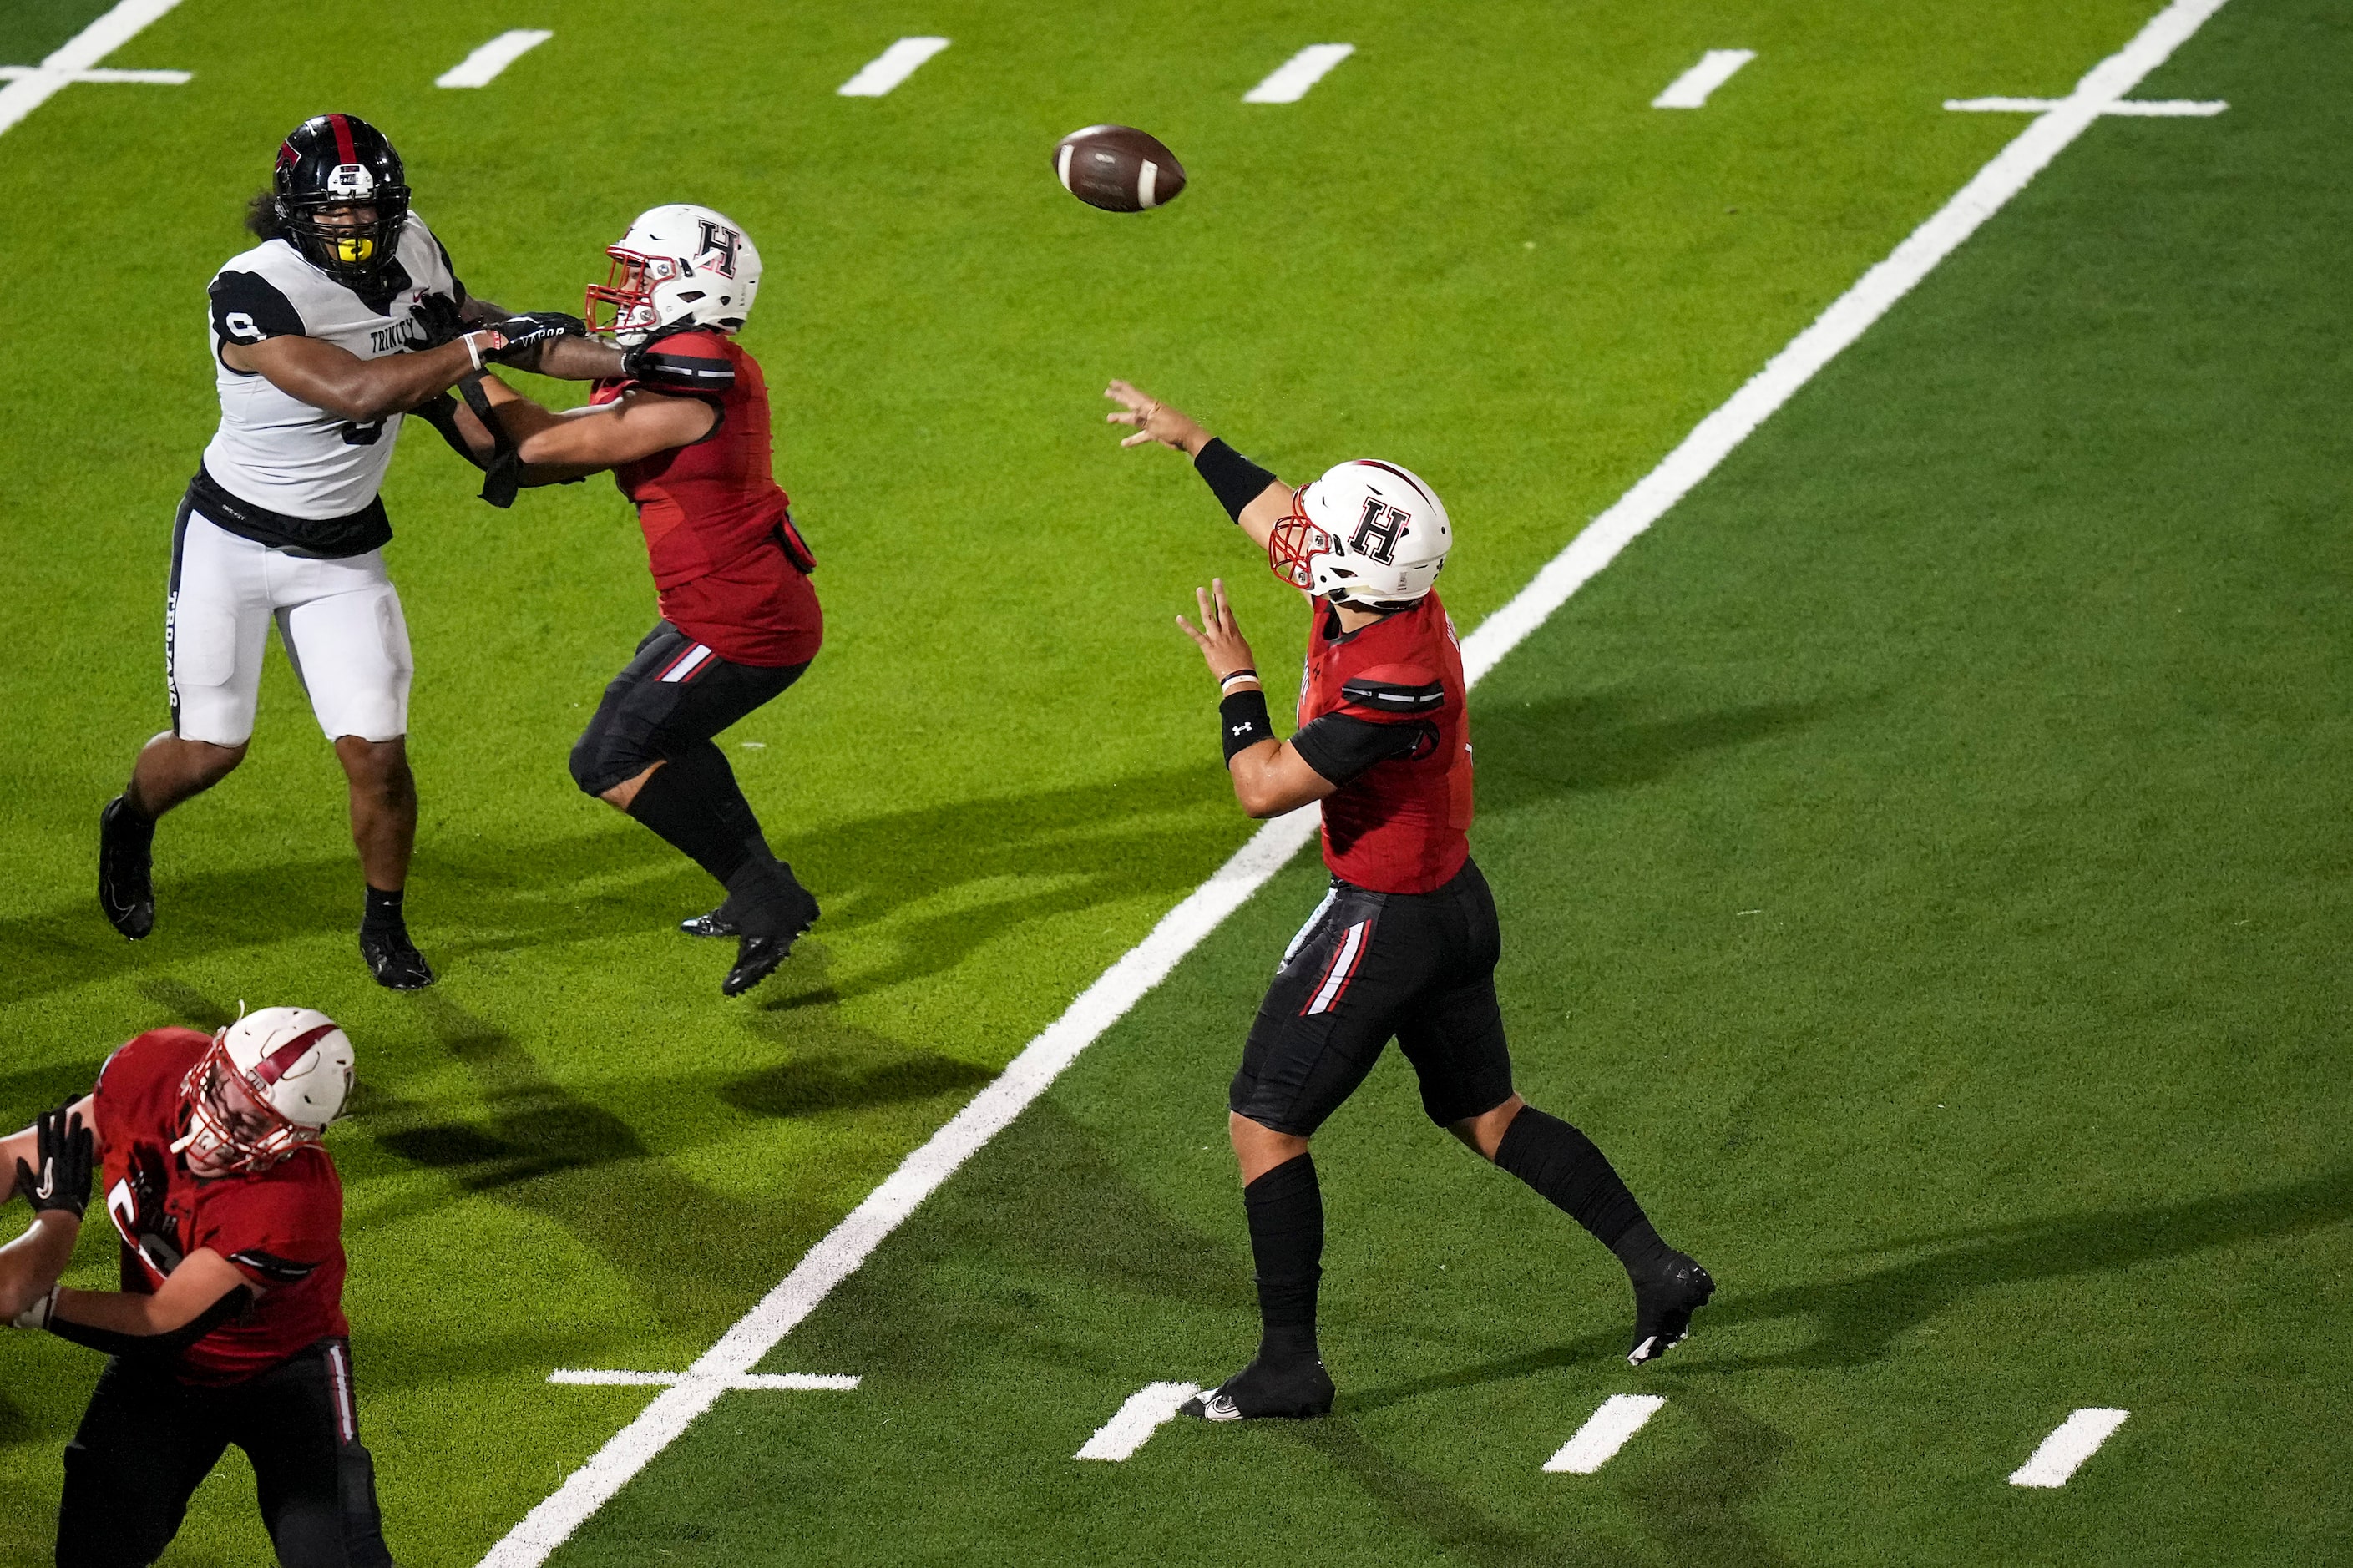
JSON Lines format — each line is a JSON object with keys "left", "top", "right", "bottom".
{"left": 0, "top": 765, "right": 1242, "bottom": 1010}
{"left": 1473, "top": 690, "right": 1833, "bottom": 814}
{"left": 1338, "top": 1164, "right": 2353, "bottom": 1403}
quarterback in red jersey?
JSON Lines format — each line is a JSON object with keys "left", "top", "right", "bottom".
{"left": 444, "top": 204, "right": 821, "bottom": 996}
{"left": 1106, "top": 381, "right": 1714, "bottom": 1421}
{"left": 0, "top": 1009, "right": 393, "bottom": 1567}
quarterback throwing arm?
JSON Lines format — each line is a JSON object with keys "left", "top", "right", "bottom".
{"left": 1106, "top": 382, "right": 1715, "bottom": 1424}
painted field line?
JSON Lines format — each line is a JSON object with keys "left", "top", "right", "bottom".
{"left": 475, "top": 3, "right": 2231, "bottom": 1562}
{"left": 1652, "top": 49, "right": 1756, "bottom": 109}
{"left": 1544, "top": 1394, "right": 1667, "bottom": 1473}
{"left": 837, "top": 37, "right": 950, "bottom": 98}
{"left": 2010, "top": 1408, "right": 2130, "bottom": 1487}
{"left": 1244, "top": 43, "right": 1355, "bottom": 104}
{"left": 1947, "top": 94, "right": 2225, "bottom": 115}
{"left": 1075, "top": 1382, "right": 1202, "bottom": 1460}
{"left": 547, "top": 1370, "right": 859, "bottom": 1392}
{"left": 436, "top": 30, "right": 554, "bottom": 89}
{"left": 0, "top": 0, "right": 185, "bottom": 141}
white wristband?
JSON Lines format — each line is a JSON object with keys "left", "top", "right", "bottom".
{"left": 12, "top": 1284, "right": 58, "bottom": 1330}
{"left": 464, "top": 331, "right": 485, "bottom": 372}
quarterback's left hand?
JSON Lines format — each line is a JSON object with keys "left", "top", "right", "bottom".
{"left": 1176, "top": 579, "right": 1259, "bottom": 686}
{"left": 486, "top": 312, "right": 587, "bottom": 362}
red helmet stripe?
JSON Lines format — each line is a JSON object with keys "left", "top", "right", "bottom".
{"left": 328, "top": 113, "right": 357, "bottom": 165}
{"left": 254, "top": 1023, "right": 337, "bottom": 1086}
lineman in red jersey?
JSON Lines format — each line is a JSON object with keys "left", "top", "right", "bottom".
{"left": 1106, "top": 381, "right": 1715, "bottom": 1421}
{"left": 0, "top": 1009, "right": 394, "bottom": 1566}
{"left": 446, "top": 205, "right": 822, "bottom": 996}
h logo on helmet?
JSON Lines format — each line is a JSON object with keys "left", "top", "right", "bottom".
{"left": 1349, "top": 497, "right": 1410, "bottom": 565}
{"left": 696, "top": 220, "right": 741, "bottom": 278}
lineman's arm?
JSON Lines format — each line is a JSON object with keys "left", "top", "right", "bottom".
{"left": 225, "top": 331, "right": 511, "bottom": 425}
{"left": 443, "top": 376, "right": 717, "bottom": 484}
{"left": 0, "top": 1213, "right": 79, "bottom": 1321}
{"left": 2, "top": 1100, "right": 96, "bottom": 1320}
{"left": 16, "top": 1250, "right": 256, "bottom": 1359}
{"left": 458, "top": 296, "right": 625, "bottom": 380}
{"left": 1105, "top": 381, "right": 1297, "bottom": 557}
{"left": 1176, "top": 580, "right": 1338, "bottom": 819}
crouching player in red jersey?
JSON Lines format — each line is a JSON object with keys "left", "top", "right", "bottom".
{"left": 439, "top": 205, "right": 821, "bottom": 997}
{"left": 1106, "top": 381, "right": 1714, "bottom": 1420}
{"left": 0, "top": 1009, "right": 394, "bottom": 1566}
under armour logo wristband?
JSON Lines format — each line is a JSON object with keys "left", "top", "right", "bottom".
{"left": 1219, "top": 688, "right": 1273, "bottom": 763}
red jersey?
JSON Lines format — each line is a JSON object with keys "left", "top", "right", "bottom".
{"left": 92, "top": 1029, "right": 349, "bottom": 1384}
{"left": 593, "top": 331, "right": 822, "bottom": 668}
{"left": 1297, "top": 592, "right": 1475, "bottom": 893}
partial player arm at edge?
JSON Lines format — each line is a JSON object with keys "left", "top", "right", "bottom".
{"left": 0, "top": 1094, "right": 95, "bottom": 1192}
{"left": 28, "top": 1249, "right": 256, "bottom": 1358}
{"left": 0, "top": 1213, "right": 80, "bottom": 1322}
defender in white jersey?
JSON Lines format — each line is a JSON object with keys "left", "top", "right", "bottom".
{"left": 96, "top": 114, "right": 621, "bottom": 987}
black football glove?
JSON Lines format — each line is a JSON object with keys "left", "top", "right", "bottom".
{"left": 486, "top": 311, "right": 587, "bottom": 363}
{"left": 14, "top": 1101, "right": 94, "bottom": 1220}
{"left": 407, "top": 291, "right": 470, "bottom": 349}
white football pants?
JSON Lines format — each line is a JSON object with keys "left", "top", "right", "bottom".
{"left": 166, "top": 509, "right": 412, "bottom": 746}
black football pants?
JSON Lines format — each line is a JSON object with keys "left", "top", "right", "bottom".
{"left": 1231, "top": 857, "right": 1517, "bottom": 1136}
{"left": 57, "top": 1338, "right": 393, "bottom": 1568}
{"left": 568, "top": 620, "right": 807, "bottom": 797}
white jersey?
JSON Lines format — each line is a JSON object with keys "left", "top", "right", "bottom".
{"left": 201, "top": 213, "right": 463, "bottom": 535}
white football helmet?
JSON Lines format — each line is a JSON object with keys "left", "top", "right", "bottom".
{"left": 584, "top": 203, "right": 762, "bottom": 346}
{"left": 1268, "top": 458, "right": 1453, "bottom": 609}
{"left": 171, "top": 1006, "right": 355, "bottom": 1174}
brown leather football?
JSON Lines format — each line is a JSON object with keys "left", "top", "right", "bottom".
{"left": 1052, "top": 125, "right": 1187, "bottom": 213}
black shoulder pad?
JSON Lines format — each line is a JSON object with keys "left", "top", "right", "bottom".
{"left": 210, "top": 270, "right": 305, "bottom": 346}
{"left": 624, "top": 331, "right": 735, "bottom": 396}
{"left": 1338, "top": 675, "right": 1445, "bottom": 716}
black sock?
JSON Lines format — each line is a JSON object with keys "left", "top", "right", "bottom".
{"left": 1493, "top": 1107, "right": 1671, "bottom": 1275}
{"left": 362, "top": 884, "right": 405, "bottom": 936}
{"left": 113, "top": 792, "right": 156, "bottom": 835}
{"left": 627, "top": 746, "right": 755, "bottom": 886}
{"left": 1244, "top": 1153, "right": 1324, "bottom": 1364}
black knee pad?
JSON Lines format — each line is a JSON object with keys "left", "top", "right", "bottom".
{"left": 570, "top": 712, "right": 655, "bottom": 797}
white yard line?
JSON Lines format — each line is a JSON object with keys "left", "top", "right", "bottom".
{"left": 0, "top": 0, "right": 185, "bottom": 140}
{"left": 1075, "top": 1382, "right": 1202, "bottom": 1460}
{"left": 2009, "top": 1408, "right": 2131, "bottom": 1487}
{"left": 1243, "top": 43, "right": 1355, "bottom": 104}
{"left": 436, "top": 30, "right": 554, "bottom": 89}
{"left": 837, "top": 37, "right": 950, "bottom": 98}
{"left": 475, "top": 3, "right": 2232, "bottom": 1561}
{"left": 547, "top": 1369, "right": 859, "bottom": 1391}
{"left": 1947, "top": 94, "right": 2224, "bottom": 115}
{"left": 1652, "top": 49, "right": 1756, "bottom": 109}
{"left": 1543, "top": 1394, "right": 1667, "bottom": 1473}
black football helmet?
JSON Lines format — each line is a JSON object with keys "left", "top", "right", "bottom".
{"left": 273, "top": 114, "right": 411, "bottom": 286}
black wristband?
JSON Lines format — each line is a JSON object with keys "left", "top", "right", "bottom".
{"left": 1220, "top": 688, "right": 1274, "bottom": 763}
{"left": 1195, "top": 438, "right": 1279, "bottom": 524}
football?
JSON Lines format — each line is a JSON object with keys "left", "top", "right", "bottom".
{"left": 1052, "top": 124, "right": 1187, "bottom": 212}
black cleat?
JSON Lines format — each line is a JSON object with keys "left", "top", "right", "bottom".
{"left": 98, "top": 796, "right": 155, "bottom": 939}
{"left": 1178, "top": 1356, "right": 1335, "bottom": 1421}
{"left": 680, "top": 907, "right": 737, "bottom": 938}
{"left": 1627, "top": 1251, "right": 1714, "bottom": 1367}
{"left": 360, "top": 927, "right": 437, "bottom": 990}
{"left": 721, "top": 878, "right": 819, "bottom": 997}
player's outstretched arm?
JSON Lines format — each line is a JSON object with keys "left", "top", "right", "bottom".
{"left": 0, "top": 1103, "right": 93, "bottom": 1318}
{"left": 19, "top": 1248, "right": 254, "bottom": 1355}
{"left": 227, "top": 328, "right": 528, "bottom": 425}
{"left": 453, "top": 376, "right": 717, "bottom": 482}
{"left": 1176, "top": 580, "right": 1338, "bottom": 819}
{"left": 1106, "top": 382, "right": 1296, "bottom": 554}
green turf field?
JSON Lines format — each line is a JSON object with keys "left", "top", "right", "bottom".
{"left": 2, "top": 0, "right": 2347, "bottom": 1563}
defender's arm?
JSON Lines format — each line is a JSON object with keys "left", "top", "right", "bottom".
{"left": 225, "top": 331, "right": 509, "bottom": 425}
